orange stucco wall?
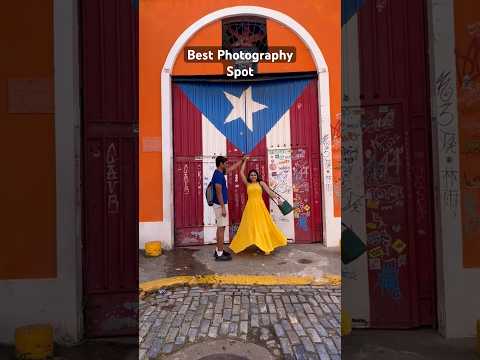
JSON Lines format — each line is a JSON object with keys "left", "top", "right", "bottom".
{"left": 172, "top": 20, "right": 316, "bottom": 75}
{"left": 172, "top": 21, "right": 224, "bottom": 75}
{"left": 140, "top": 0, "right": 341, "bottom": 221}
{"left": 0, "top": 1, "right": 56, "bottom": 279}
{"left": 455, "top": 1, "right": 480, "bottom": 267}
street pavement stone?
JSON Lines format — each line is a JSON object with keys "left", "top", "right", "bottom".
{"left": 140, "top": 284, "right": 340, "bottom": 359}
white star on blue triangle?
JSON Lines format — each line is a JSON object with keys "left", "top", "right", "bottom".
{"left": 223, "top": 86, "right": 268, "bottom": 131}
{"left": 178, "top": 79, "right": 310, "bottom": 153}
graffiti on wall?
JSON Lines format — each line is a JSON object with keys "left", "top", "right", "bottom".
{"left": 174, "top": 161, "right": 206, "bottom": 246}
{"left": 105, "top": 143, "right": 120, "bottom": 214}
{"left": 362, "top": 105, "right": 407, "bottom": 302}
{"left": 269, "top": 149, "right": 293, "bottom": 195}
{"left": 268, "top": 148, "right": 295, "bottom": 241}
{"left": 342, "top": 105, "right": 413, "bottom": 302}
{"left": 342, "top": 108, "right": 365, "bottom": 215}
{"left": 436, "top": 71, "right": 461, "bottom": 216}
{"left": 291, "top": 148, "right": 311, "bottom": 234}
{"left": 332, "top": 112, "right": 342, "bottom": 215}
{"left": 321, "top": 134, "right": 333, "bottom": 194}
{"left": 378, "top": 258, "right": 401, "bottom": 301}
{"left": 340, "top": 106, "right": 372, "bottom": 323}
{"left": 183, "top": 164, "right": 190, "bottom": 195}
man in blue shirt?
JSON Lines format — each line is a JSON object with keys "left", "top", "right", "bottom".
{"left": 212, "top": 155, "right": 246, "bottom": 261}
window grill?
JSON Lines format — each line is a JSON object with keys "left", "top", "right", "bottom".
{"left": 222, "top": 16, "right": 268, "bottom": 74}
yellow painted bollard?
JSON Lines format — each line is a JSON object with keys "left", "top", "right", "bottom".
{"left": 341, "top": 309, "right": 352, "bottom": 336}
{"left": 145, "top": 241, "right": 162, "bottom": 257}
{"left": 15, "top": 324, "right": 53, "bottom": 359}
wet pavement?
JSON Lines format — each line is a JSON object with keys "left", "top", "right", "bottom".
{"left": 140, "top": 244, "right": 340, "bottom": 283}
{"left": 140, "top": 284, "right": 341, "bottom": 360}
{"left": 342, "top": 329, "right": 478, "bottom": 360}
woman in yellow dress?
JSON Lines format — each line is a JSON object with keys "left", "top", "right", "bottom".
{"left": 229, "top": 156, "right": 288, "bottom": 255}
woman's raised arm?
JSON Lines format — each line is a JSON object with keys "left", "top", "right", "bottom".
{"left": 239, "top": 156, "right": 248, "bottom": 185}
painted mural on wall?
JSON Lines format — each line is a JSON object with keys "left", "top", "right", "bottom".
{"left": 172, "top": 79, "right": 323, "bottom": 246}
{"left": 455, "top": 2, "right": 480, "bottom": 268}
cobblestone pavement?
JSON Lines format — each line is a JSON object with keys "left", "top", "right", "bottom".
{"left": 140, "top": 285, "right": 341, "bottom": 360}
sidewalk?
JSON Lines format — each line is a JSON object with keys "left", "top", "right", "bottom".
{"left": 140, "top": 284, "right": 341, "bottom": 360}
{"left": 343, "top": 329, "right": 477, "bottom": 360}
{"left": 140, "top": 244, "right": 340, "bottom": 282}
{"left": 0, "top": 339, "right": 138, "bottom": 360}
{"left": 139, "top": 243, "right": 341, "bottom": 359}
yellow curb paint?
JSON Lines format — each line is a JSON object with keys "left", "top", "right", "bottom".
{"left": 312, "top": 274, "right": 341, "bottom": 286}
{"left": 141, "top": 275, "right": 194, "bottom": 292}
{"left": 15, "top": 324, "right": 53, "bottom": 359}
{"left": 140, "top": 274, "right": 341, "bottom": 293}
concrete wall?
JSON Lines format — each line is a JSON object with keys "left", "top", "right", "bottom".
{"left": 341, "top": 11, "right": 371, "bottom": 327}
{"left": 428, "top": 0, "right": 480, "bottom": 339}
{"left": 0, "top": 0, "right": 82, "bottom": 344}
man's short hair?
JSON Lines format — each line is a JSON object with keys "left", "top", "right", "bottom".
{"left": 216, "top": 156, "right": 227, "bottom": 167}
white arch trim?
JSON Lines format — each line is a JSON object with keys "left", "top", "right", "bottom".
{"left": 152, "top": 6, "right": 340, "bottom": 250}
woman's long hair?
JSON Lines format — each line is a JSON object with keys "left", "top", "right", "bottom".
{"left": 247, "top": 169, "right": 262, "bottom": 183}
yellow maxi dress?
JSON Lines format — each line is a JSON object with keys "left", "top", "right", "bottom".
{"left": 230, "top": 182, "right": 287, "bottom": 254}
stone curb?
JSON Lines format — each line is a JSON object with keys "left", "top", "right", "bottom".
{"left": 140, "top": 274, "right": 341, "bottom": 298}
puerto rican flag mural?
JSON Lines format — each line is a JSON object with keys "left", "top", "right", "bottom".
{"left": 172, "top": 78, "right": 322, "bottom": 246}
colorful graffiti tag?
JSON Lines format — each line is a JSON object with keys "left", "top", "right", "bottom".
{"left": 361, "top": 105, "right": 408, "bottom": 305}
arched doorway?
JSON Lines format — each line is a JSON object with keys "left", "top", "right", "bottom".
{"left": 159, "top": 6, "right": 339, "bottom": 249}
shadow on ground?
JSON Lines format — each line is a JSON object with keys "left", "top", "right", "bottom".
{"left": 141, "top": 247, "right": 213, "bottom": 279}
{"left": 0, "top": 339, "right": 138, "bottom": 360}
{"left": 140, "top": 244, "right": 340, "bottom": 283}
{"left": 342, "top": 329, "right": 478, "bottom": 360}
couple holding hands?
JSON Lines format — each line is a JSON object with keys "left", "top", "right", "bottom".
{"left": 210, "top": 155, "right": 287, "bottom": 261}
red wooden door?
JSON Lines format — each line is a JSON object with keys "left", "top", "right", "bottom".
{"left": 172, "top": 78, "right": 322, "bottom": 246}
{"left": 80, "top": 0, "right": 138, "bottom": 337}
{"left": 290, "top": 80, "right": 323, "bottom": 243}
{"left": 358, "top": 0, "right": 436, "bottom": 327}
{"left": 227, "top": 145, "right": 269, "bottom": 242}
